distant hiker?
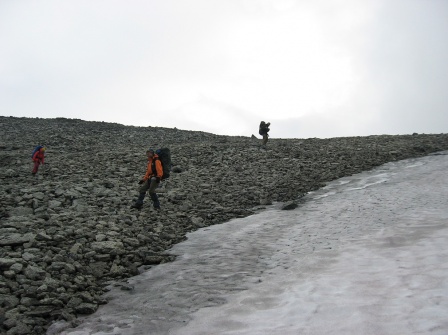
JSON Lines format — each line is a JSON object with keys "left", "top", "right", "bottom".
{"left": 32, "top": 146, "right": 46, "bottom": 175}
{"left": 259, "top": 121, "right": 271, "bottom": 147}
{"left": 131, "top": 149, "right": 163, "bottom": 210}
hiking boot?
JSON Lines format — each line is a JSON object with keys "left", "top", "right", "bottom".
{"left": 131, "top": 202, "right": 143, "bottom": 210}
{"left": 131, "top": 193, "right": 146, "bottom": 209}
{"left": 150, "top": 193, "right": 160, "bottom": 210}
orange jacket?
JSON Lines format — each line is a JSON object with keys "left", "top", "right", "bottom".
{"left": 32, "top": 149, "right": 45, "bottom": 164}
{"left": 143, "top": 154, "right": 163, "bottom": 180}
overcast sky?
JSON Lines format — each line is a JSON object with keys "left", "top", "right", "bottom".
{"left": 1, "top": 0, "right": 447, "bottom": 138}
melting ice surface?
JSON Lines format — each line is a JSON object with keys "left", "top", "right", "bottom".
{"left": 56, "top": 152, "right": 448, "bottom": 335}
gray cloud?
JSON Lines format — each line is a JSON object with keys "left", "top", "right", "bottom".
{"left": 353, "top": 0, "right": 448, "bottom": 134}
{"left": 0, "top": 0, "right": 447, "bottom": 138}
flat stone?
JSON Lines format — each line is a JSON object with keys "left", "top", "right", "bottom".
{"left": 0, "top": 233, "right": 34, "bottom": 246}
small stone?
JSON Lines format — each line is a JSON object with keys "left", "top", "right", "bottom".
{"left": 281, "top": 201, "right": 298, "bottom": 210}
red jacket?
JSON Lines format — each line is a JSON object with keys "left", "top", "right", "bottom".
{"left": 32, "top": 149, "right": 45, "bottom": 164}
{"left": 143, "top": 154, "right": 163, "bottom": 180}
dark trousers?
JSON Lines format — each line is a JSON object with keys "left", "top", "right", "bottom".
{"left": 262, "top": 133, "right": 269, "bottom": 145}
{"left": 138, "top": 177, "right": 160, "bottom": 194}
{"left": 32, "top": 161, "right": 41, "bottom": 174}
{"left": 136, "top": 177, "right": 161, "bottom": 208}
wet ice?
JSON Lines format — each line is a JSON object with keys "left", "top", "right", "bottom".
{"left": 55, "top": 152, "right": 448, "bottom": 335}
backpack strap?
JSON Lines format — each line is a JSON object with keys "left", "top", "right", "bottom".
{"left": 151, "top": 157, "right": 161, "bottom": 177}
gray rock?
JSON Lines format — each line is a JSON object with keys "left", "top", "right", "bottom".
{"left": 281, "top": 201, "right": 298, "bottom": 210}
{"left": 48, "top": 200, "right": 62, "bottom": 209}
{"left": 36, "top": 232, "right": 52, "bottom": 241}
{"left": 9, "top": 263, "right": 23, "bottom": 274}
{"left": 7, "top": 323, "right": 32, "bottom": 335}
{"left": 24, "top": 265, "right": 47, "bottom": 280}
{"left": 0, "top": 294, "right": 20, "bottom": 308}
{"left": 8, "top": 207, "right": 34, "bottom": 217}
{"left": 2, "top": 116, "right": 448, "bottom": 334}
{"left": 47, "top": 262, "right": 76, "bottom": 274}
{"left": 0, "top": 258, "right": 18, "bottom": 269}
{"left": 75, "top": 303, "right": 98, "bottom": 314}
{"left": 33, "top": 192, "right": 45, "bottom": 200}
{"left": 0, "top": 233, "right": 34, "bottom": 246}
{"left": 90, "top": 241, "right": 124, "bottom": 253}
{"left": 21, "top": 252, "right": 38, "bottom": 262}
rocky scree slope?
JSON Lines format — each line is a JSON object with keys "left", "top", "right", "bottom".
{"left": 1, "top": 116, "right": 448, "bottom": 335}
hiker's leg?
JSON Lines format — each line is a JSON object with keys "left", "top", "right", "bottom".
{"left": 132, "top": 180, "right": 150, "bottom": 208}
{"left": 150, "top": 193, "right": 160, "bottom": 209}
{"left": 32, "top": 161, "right": 40, "bottom": 174}
{"left": 147, "top": 177, "right": 160, "bottom": 194}
{"left": 262, "top": 134, "right": 268, "bottom": 146}
{"left": 138, "top": 179, "right": 151, "bottom": 194}
{"left": 131, "top": 193, "right": 145, "bottom": 209}
{"left": 148, "top": 177, "right": 161, "bottom": 209}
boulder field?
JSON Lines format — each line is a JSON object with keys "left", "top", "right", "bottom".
{"left": 1, "top": 116, "right": 448, "bottom": 334}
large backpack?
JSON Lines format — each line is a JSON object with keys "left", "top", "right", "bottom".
{"left": 154, "top": 148, "right": 172, "bottom": 180}
{"left": 31, "top": 145, "right": 43, "bottom": 158}
{"left": 259, "top": 122, "right": 270, "bottom": 136}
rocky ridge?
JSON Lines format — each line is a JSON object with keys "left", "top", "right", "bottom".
{"left": 1, "top": 116, "right": 448, "bottom": 334}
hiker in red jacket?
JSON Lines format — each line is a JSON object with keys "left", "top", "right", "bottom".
{"left": 32, "top": 147, "right": 46, "bottom": 175}
{"left": 131, "top": 149, "right": 163, "bottom": 210}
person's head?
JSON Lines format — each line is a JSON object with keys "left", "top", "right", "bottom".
{"left": 146, "top": 149, "right": 155, "bottom": 158}
{"left": 40, "top": 147, "right": 46, "bottom": 152}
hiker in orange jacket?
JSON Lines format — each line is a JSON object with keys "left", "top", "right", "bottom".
{"left": 32, "top": 147, "right": 46, "bottom": 175}
{"left": 131, "top": 149, "right": 163, "bottom": 210}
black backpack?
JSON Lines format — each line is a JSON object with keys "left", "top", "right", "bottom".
{"left": 259, "top": 122, "right": 270, "bottom": 135}
{"left": 154, "top": 148, "right": 172, "bottom": 180}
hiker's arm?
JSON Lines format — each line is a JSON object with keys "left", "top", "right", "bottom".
{"left": 143, "top": 163, "right": 151, "bottom": 181}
